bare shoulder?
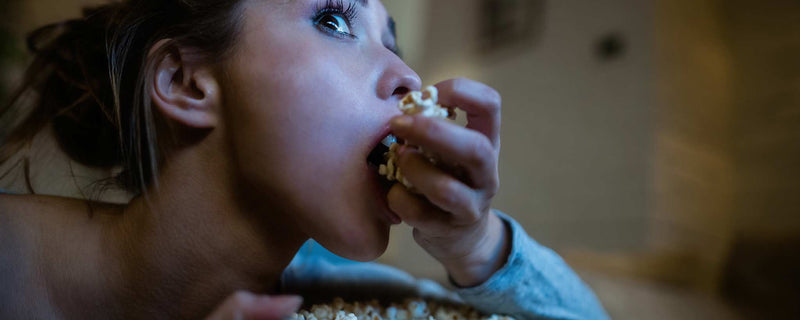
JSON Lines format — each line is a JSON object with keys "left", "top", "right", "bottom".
{"left": 0, "top": 194, "right": 70, "bottom": 318}
{"left": 0, "top": 193, "right": 89, "bottom": 214}
{"left": 0, "top": 193, "right": 121, "bottom": 222}
{"left": 2, "top": 194, "right": 74, "bottom": 238}
{"left": 0, "top": 194, "right": 60, "bottom": 236}
{"left": 0, "top": 193, "right": 121, "bottom": 248}
{"left": 0, "top": 193, "right": 98, "bottom": 258}
{"left": 0, "top": 193, "right": 126, "bottom": 262}
{"left": 0, "top": 194, "right": 117, "bottom": 319}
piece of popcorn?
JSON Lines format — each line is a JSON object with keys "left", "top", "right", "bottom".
{"left": 384, "top": 306, "right": 397, "bottom": 319}
{"left": 395, "top": 309, "right": 409, "bottom": 320}
{"left": 333, "top": 311, "right": 357, "bottom": 320}
{"left": 312, "top": 305, "right": 333, "bottom": 319}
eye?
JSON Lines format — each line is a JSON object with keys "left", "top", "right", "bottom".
{"left": 312, "top": 0, "right": 359, "bottom": 39}
{"left": 317, "top": 13, "right": 352, "bottom": 36}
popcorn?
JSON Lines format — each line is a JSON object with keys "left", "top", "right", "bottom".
{"left": 378, "top": 86, "right": 455, "bottom": 189}
{"left": 397, "top": 86, "right": 454, "bottom": 119}
{"left": 287, "top": 298, "right": 514, "bottom": 320}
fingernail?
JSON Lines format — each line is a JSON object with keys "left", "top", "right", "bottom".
{"left": 271, "top": 295, "right": 303, "bottom": 306}
{"left": 271, "top": 295, "right": 304, "bottom": 313}
{"left": 392, "top": 116, "right": 413, "bottom": 128}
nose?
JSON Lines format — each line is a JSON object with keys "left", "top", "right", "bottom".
{"left": 376, "top": 56, "right": 422, "bottom": 101}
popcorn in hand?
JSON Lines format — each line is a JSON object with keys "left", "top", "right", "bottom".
{"left": 378, "top": 86, "right": 455, "bottom": 189}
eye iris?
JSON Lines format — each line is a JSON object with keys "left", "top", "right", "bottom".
{"left": 321, "top": 14, "right": 349, "bottom": 34}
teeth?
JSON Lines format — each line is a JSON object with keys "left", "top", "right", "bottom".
{"left": 380, "top": 134, "right": 397, "bottom": 147}
{"left": 368, "top": 134, "right": 396, "bottom": 167}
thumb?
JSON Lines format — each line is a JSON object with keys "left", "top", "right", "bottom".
{"left": 245, "top": 295, "right": 304, "bottom": 320}
{"left": 206, "top": 291, "right": 304, "bottom": 320}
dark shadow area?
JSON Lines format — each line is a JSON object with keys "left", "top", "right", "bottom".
{"left": 722, "top": 236, "right": 800, "bottom": 319}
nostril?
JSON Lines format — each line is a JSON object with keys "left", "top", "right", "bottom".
{"left": 392, "top": 87, "right": 410, "bottom": 97}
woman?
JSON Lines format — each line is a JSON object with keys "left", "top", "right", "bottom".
{"left": 0, "top": 0, "right": 608, "bottom": 319}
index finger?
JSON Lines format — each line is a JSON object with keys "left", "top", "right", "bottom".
{"left": 434, "top": 78, "right": 502, "bottom": 149}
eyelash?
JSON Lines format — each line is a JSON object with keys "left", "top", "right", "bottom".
{"left": 313, "top": 0, "right": 359, "bottom": 39}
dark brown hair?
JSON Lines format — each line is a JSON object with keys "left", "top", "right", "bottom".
{"left": 0, "top": 0, "right": 246, "bottom": 195}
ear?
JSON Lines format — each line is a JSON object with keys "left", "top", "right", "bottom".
{"left": 148, "top": 39, "right": 221, "bottom": 129}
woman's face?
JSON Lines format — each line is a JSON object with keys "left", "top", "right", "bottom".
{"left": 222, "top": 0, "right": 420, "bottom": 260}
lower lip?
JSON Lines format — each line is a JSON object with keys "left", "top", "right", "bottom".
{"left": 367, "top": 165, "right": 402, "bottom": 225}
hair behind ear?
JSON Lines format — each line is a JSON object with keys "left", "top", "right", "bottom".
{"left": 0, "top": 0, "right": 246, "bottom": 196}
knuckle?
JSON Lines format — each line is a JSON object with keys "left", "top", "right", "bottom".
{"left": 465, "top": 138, "right": 493, "bottom": 168}
{"left": 477, "top": 203, "right": 491, "bottom": 221}
{"left": 468, "top": 198, "right": 486, "bottom": 223}
{"left": 418, "top": 117, "right": 442, "bottom": 138}
{"left": 464, "top": 211, "right": 481, "bottom": 225}
{"left": 486, "top": 177, "right": 499, "bottom": 198}
{"left": 432, "top": 179, "right": 459, "bottom": 208}
{"left": 483, "top": 87, "right": 502, "bottom": 113}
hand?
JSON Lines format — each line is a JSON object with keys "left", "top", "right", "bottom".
{"left": 388, "top": 78, "right": 510, "bottom": 287}
{"left": 205, "top": 291, "right": 302, "bottom": 320}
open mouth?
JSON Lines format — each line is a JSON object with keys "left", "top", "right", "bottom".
{"left": 367, "top": 133, "right": 403, "bottom": 224}
{"left": 366, "top": 134, "right": 397, "bottom": 169}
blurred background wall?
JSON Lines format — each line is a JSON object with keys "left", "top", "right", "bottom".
{"left": 384, "top": 0, "right": 655, "bottom": 262}
{"left": 2, "top": 0, "right": 799, "bottom": 319}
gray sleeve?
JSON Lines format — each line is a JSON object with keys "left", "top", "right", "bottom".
{"left": 279, "top": 240, "right": 462, "bottom": 306}
{"left": 454, "top": 211, "right": 609, "bottom": 320}
{"left": 280, "top": 212, "right": 608, "bottom": 320}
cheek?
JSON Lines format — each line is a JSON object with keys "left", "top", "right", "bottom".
{"left": 229, "top": 38, "right": 377, "bottom": 176}
{"left": 222, "top": 41, "right": 390, "bottom": 259}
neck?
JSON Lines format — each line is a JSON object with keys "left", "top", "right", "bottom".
{"left": 108, "top": 142, "right": 307, "bottom": 318}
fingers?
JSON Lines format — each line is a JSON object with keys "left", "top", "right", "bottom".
{"left": 390, "top": 148, "right": 483, "bottom": 227}
{"left": 390, "top": 116, "right": 498, "bottom": 191}
{"left": 434, "top": 78, "right": 502, "bottom": 149}
{"left": 388, "top": 182, "right": 451, "bottom": 235}
{"left": 386, "top": 78, "right": 500, "bottom": 246}
{"left": 206, "top": 291, "right": 302, "bottom": 320}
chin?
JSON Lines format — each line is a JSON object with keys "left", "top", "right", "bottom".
{"left": 321, "top": 220, "right": 391, "bottom": 262}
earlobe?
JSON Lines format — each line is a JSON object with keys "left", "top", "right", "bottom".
{"left": 149, "top": 40, "right": 220, "bottom": 129}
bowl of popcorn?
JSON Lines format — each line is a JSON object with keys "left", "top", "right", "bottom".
{"left": 288, "top": 297, "right": 514, "bottom": 320}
